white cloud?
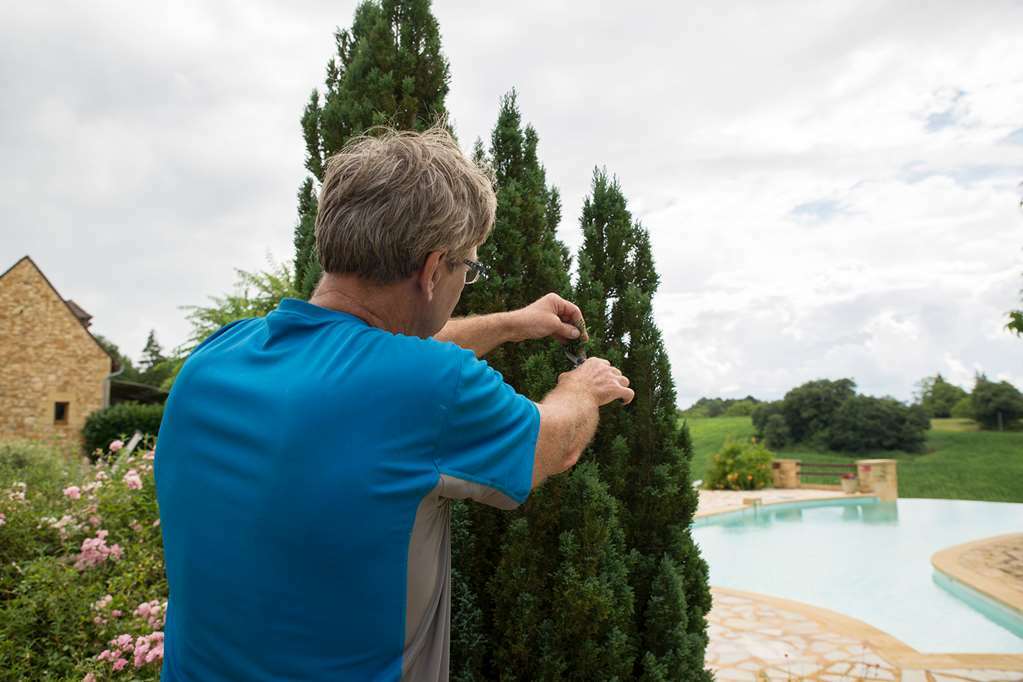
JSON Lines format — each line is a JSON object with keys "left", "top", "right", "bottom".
{"left": 1, "top": 0, "right": 1021, "bottom": 402}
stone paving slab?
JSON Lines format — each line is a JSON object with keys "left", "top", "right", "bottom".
{"left": 932, "top": 534, "right": 1023, "bottom": 616}
{"left": 707, "top": 588, "right": 1023, "bottom": 682}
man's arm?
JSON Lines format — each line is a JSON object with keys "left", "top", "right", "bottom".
{"left": 435, "top": 293, "right": 587, "bottom": 358}
{"left": 433, "top": 312, "right": 519, "bottom": 358}
{"left": 531, "top": 358, "right": 634, "bottom": 489}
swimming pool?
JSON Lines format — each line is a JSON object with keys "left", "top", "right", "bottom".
{"left": 692, "top": 497, "right": 1023, "bottom": 653}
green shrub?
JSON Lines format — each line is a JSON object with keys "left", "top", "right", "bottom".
{"left": 82, "top": 402, "right": 164, "bottom": 458}
{"left": 971, "top": 375, "right": 1023, "bottom": 430}
{"left": 0, "top": 438, "right": 165, "bottom": 680}
{"left": 950, "top": 396, "right": 974, "bottom": 419}
{"left": 705, "top": 439, "right": 773, "bottom": 490}
{"left": 751, "top": 400, "right": 784, "bottom": 437}
{"left": 827, "top": 396, "right": 930, "bottom": 453}
{"left": 0, "top": 440, "right": 75, "bottom": 491}
{"left": 762, "top": 414, "right": 790, "bottom": 449}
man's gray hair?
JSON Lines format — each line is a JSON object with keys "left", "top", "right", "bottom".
{"left": 315, "top": 126, "right": 496, "bottom": 283}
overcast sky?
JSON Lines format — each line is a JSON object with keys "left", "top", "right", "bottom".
{"left": 2, "top": 1, "right": 1021, "bottom": 407}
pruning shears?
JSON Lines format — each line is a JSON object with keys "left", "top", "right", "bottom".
{"left": 563, "top": 318, "right": 589, "bottom": 368}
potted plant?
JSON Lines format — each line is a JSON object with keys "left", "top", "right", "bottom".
{"left": 840, "top": 472, "right": 858, "bottom": 494}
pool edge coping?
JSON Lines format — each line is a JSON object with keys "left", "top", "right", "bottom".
{"left": 694, "top": 491, "right": 876, "bottom": 520}
{"left": 932, "top": 533, "right": 1023, "bottom": 617}
{"left": 713, "top": 586, "right": 1023, "bottom": 671}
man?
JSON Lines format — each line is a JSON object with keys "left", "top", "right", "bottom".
{"left": 155, "top": 127, "right": 634, "bottom": 681}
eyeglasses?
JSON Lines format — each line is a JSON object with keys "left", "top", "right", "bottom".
{"left": 462, "top": 259, "right": 490, "bottom": 285}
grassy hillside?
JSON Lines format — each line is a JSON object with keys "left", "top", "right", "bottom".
{"left": 683, "top": 417, "right": 1023, "bottom": 503}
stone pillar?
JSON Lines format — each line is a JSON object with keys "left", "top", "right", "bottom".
{"left": 856, "top": 459, "right": 898, "bottom": 501}
{"left": 772, "top": 459, "right": 800, "bottom": 489}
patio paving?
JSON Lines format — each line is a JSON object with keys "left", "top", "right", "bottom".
{"left": 707, "top": 587, "right": 1023, "bottom": 681}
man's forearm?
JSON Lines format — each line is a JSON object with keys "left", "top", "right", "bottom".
{"left": 532, "top": 384, "right": 600, "bottom": 487}
{"left": 434, "top": 312, "right": 520, "bottom": 357}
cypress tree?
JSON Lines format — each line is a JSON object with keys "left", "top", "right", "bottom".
{"left": 574, "top": 169, "right": 712, "bottom": 680}
{"left": 491, "top": 463, "right": 635, "bottom": 680}
{"left": 292, "top": 0, "right": 451, "bottom": 298}
{"left": 450, "top": 91, "right": 577, "bottom": 679}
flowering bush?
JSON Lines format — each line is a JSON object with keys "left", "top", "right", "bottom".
{"left": 0, "top": 438, "right": 166, "bottom": 680}
{"left": 705, "top": 438, "right": 774, "bottom": 491}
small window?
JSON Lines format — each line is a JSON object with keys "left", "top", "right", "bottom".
{"left": 54, "top": 402, "right": 69, "bottom": 425}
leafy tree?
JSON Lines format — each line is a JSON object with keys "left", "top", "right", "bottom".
{"left": 93, "top": 335, "right": 142, "bottom": 383}
{"left": 151, "top": 262, "right": 299, "bottom": 392}
{"left": 573, "top": 168, "right": 711, "bottom": 679}
{"left": 1009, "top": 309, "right": 1023, "bottom": 336}
{"left": 293, "top": 0, "right": 451, "bottom": 298}
{"left": 136, "top": 331, "right": 175, "bottom": 389}
{"left": 762, "top": 413, "right": 790, "bottom": 449}
{"left": 139, "top": 331, "right": 165, "bottom": 373}
{"left": 827, "top": 396, "right": 930, "bottom": 453}
{"left": 183, "top": 262, "right": 299, "bottom": 348}
{"left": 751, "top": 400, "right": 784, "bottom": 437}
{"left": 971, "top": 374, "right": 1023, "bottom": 430}
{"left": 950, "top": 396, "right": 974, "bottom": 419}
{"left": 781, "top": 379, "right": 856, "bottom": 444}
{"left": 915, "top": 374, "right": 968, "bottom": 418}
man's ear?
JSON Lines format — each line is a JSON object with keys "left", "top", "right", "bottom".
{"left": 417, "top": 251, "right": 445, "bottom": 302}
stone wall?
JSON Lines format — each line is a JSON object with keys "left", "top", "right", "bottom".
{"left": 0, "top": 257, "right": 112, "bottom": 450}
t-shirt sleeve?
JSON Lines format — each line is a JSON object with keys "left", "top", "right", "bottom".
{"left": 434, "top": 350, "right": 539, "bottom": 509}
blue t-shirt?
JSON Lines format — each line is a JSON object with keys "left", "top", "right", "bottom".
{"left": 155, "top": 298, "right": 539, "bottom": 681}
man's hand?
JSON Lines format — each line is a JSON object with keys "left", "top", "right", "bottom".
{"left": 512, "top": 293, "right": 590, "bottom": 344}
{"left": 557, "top": 357, "right": 634, "bottom": 407}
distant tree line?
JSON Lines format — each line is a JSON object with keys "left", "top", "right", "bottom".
{"left": 679, "top": 396, "right": 761, "bottom": 418}
{"left": 95, "top": 330, "right": 177, "bottom": 391}
{"left": 915, "top": 373, "right": 1023, "bottom": 431}
{"left": 749, "top": 379, "right": 930, "bottom": 454}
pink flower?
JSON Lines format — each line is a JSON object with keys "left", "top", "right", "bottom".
{"left": 0, "top": 512, "right": 5, "bottom": 527}
{"left": 113, "top": 658, "right": 128, "bottom": 671}
{"left": 143, "top": 449, "right": 155, "bottom": 461}
{"left": 74, "top": 530, "right": 123, "bottom": 570}
{"left": 146, "top": 643, "right": 164, "bottom": 663}
{"left": 111, "top": 609, "right": 122, "bottom": 618}
{"left": 116, "top": 634, "right": 132, "bottom": 649}
{"left": 130, "top": 520, "right": 143, "bottom": 534}
{"left": 83, "top": 674, "right": 97, "bottom": 682}
{"left": 88, "top": 515, "right": 102, "bottom": 527}
{"left": 123, "top": 469, "right": 143, "bottom": 490}
{"left": 109, "top": 440, "right": 124, "bottom": 452}
{"left": 63, "top": 486, "right": 81, "bottom": 500}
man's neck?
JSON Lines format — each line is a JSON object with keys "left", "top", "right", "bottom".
{"left": 308, "top": 274, "right": 415, "bottom": 336}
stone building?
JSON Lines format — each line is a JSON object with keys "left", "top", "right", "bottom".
{"left": 0, "top": 256, "right": 114, "bottom": 448}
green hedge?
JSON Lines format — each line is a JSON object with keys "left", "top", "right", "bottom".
{"left": 81, "top": 402, "right": 164, "bottom": 458}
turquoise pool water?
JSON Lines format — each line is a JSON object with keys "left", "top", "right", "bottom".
{"left": 692, "top": 498, "right": 1023, "bottom": 653}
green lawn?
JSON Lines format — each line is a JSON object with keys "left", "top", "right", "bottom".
{"left": 682, "top": 417, "right": 1023, "bottom": 503}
